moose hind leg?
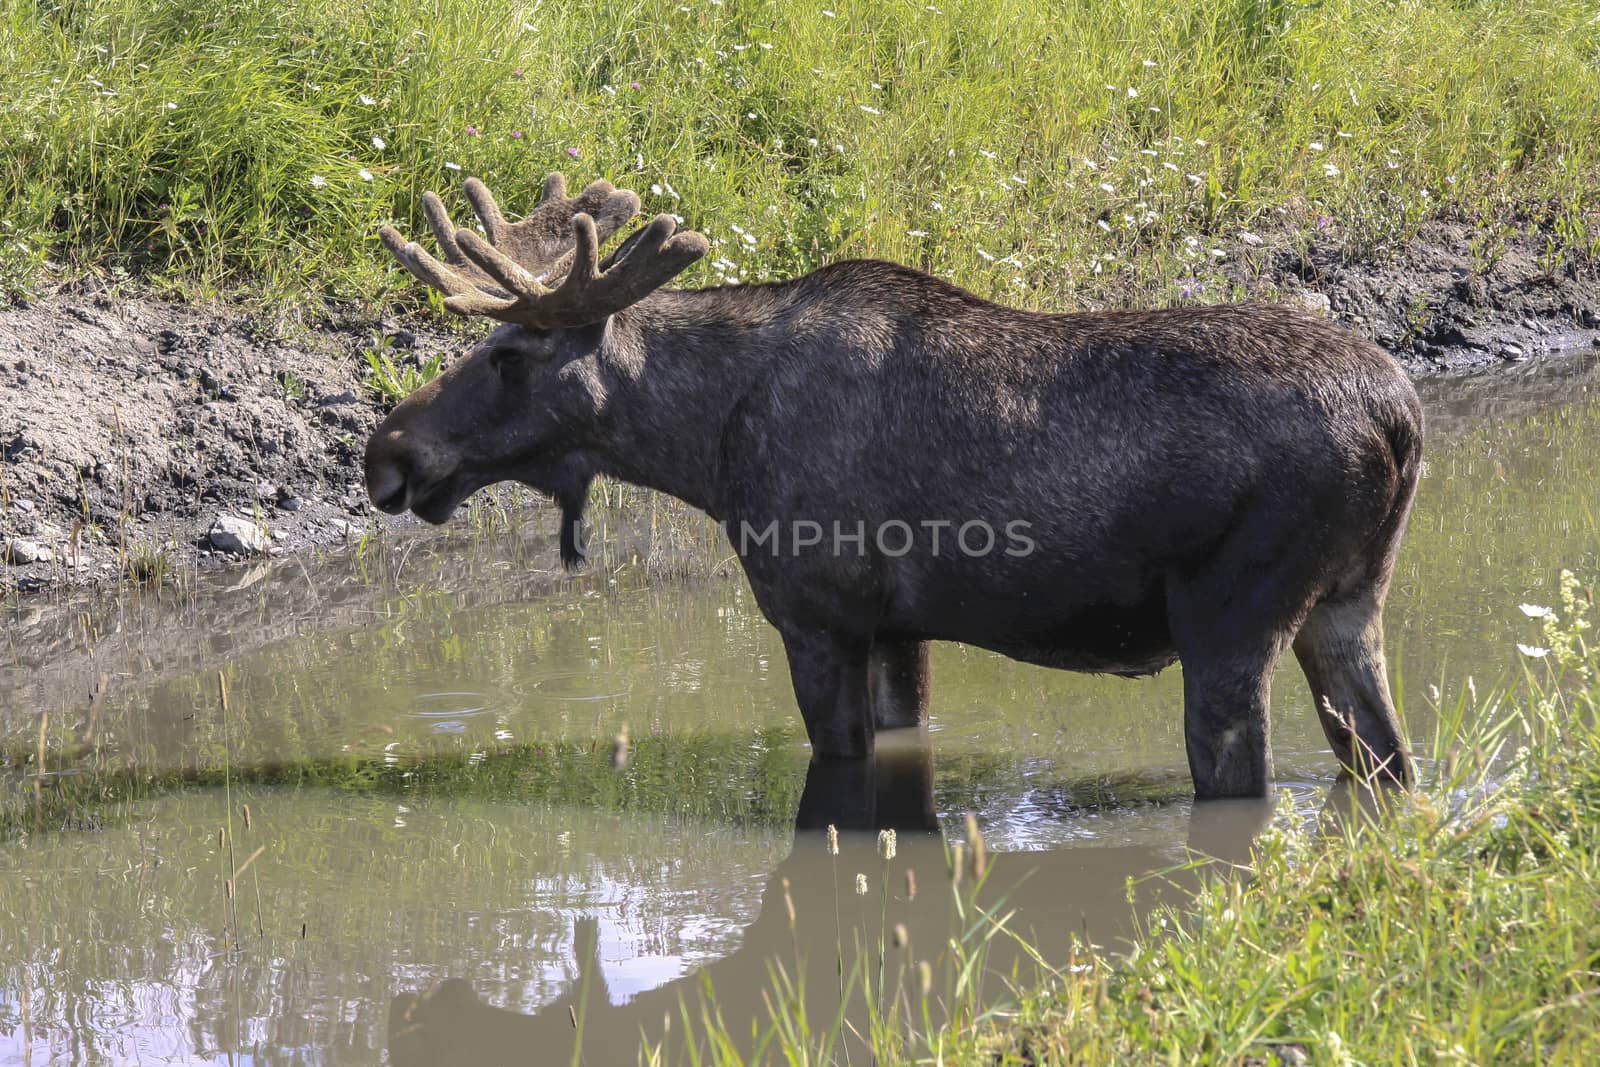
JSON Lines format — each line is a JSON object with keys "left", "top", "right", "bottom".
{"left": 869, "top": 639, "right": 930, "bottom": 730}
{"left": 1168, "top": 567, "right": 1298, "bottom": 799}
{"left": 1175, "top": 637, "right": 1283, "bottom": 799}
{"left": 1293, "top": 592, "right": 1411, "bottom": 787}
{"left": 780, "top": 627, "right": 875, "bottom": 758}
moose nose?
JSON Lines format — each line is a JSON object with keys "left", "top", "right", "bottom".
{"left": 366, "top": 459, "right": 408, "bottom": 514}
{"left": 364, "top": 432, "right": 412, "bottom": 514}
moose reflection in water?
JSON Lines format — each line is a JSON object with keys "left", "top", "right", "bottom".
{"left": 387, "top": 734, "right": 1280, "bottom": 1066}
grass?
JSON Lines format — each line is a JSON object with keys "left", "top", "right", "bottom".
{"left": 359, "top": 331, "right": 447, "bottom": 406}
{"left": 651, "top": 572, "right": 1600, "bottom": 1064}
{"left": 0, "top": 0, "right": 1596, "bottom": 312}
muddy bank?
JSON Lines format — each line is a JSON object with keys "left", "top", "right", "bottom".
{"left": 1227, "top": 216, "right": 1600, "bottom": 369}
{"left": 2, "top": 219, "right": 1597, "bottom": 595}
{"left": 0, "top": 290, "right": 469, "bottom": 593}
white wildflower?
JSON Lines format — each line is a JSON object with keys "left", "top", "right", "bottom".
{"left": 1520, "top": 603, "right": 1554, "bottom": 618}
{"left": 1518, "top": 644, "right": 1550, "bottom": 658}
{"left": 371, "top": 136, "right": 386, "bottom": 150}
{"left": 309, "top": 175, "right": 327, "bottom": 188}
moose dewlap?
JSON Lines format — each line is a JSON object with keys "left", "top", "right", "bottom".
{"left": 364, "top": 173, "right": 1423, "bottom": 799}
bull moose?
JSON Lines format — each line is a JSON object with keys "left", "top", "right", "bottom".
{"left": 363, "top": 172, "right": 1422, "bottom": 798}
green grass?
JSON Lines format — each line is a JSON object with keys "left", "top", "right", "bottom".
{"left": 1, "top": 0, "right": 1596, "bottom": 310}
{"left": 656, "top": 572, "right": 1600, "bottom": 1063}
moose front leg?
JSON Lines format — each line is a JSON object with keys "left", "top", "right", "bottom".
{"left": 780, "top": 627, "right": 875, "bottom": 758}
{"left": 869, "top": 639, "right": 930, "bottom": 730}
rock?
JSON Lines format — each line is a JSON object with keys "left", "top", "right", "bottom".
{"left": 1500, "top": 342, "right": 1526, "bottom": 361}
{"left": 13, "top": 499, "right": 34, "bottom": 513}
{"left": 276, "top": 493, "right": 303, "bottom": 513}
{"left": 255, "top": 480, "right": 277, "bottom": 500}
{"left": 4, "top": 539, "right": 53, "bottom": 565}
{"left": 1295, "top": 291, "right": 1332, "bottom": 317}
{"left": 1239, "top": 230, "right": 1264, "bottom": 247}
{"left": 329, "top": 519, "right": 364, "bottom": 540}
{"left": 207, "top": 514, "right": 269, "bottom": 555}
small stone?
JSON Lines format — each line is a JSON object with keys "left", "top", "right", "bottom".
{"left": 1239, "top": 230, "right": 1263, "bottom": 247}
{"left": 13, "top": 499, "right": 34, "bottom": 513}
{"left": 1501, "top": 342, "right": 1525, "bottom": 361}
{"left": 1295, "top": 291, "right": 1332, "bottom": 317}
{"left": 329, "top": 519, "right": 364, "bottom": 540}
{"left": 207, "top": 514, "right": 269, "bottom": 555}
{"left": 4, "top": 539, "right": 53, "bottom": 565}
{"left": 255, "top": 480, "right": 277, "bottom": 500}
{"left": 1522, "top": 318, "right": 1538, "bottom": 331}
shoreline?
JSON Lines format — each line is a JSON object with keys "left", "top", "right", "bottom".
{"left": 3, "top": 217, "right": 1597, "bottom": 596}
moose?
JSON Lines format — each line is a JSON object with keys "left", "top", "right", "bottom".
{"left": 364, "top": 172, "right": 1423, "bottom": 799}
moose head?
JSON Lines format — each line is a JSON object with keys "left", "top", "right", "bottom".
{"left": 364, "top": 174, "right": 709, "bottom": 562}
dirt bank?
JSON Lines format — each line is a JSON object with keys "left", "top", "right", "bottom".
{"left": 0, "top": 290, "right": 462, "bottom": 593}
{"left": 2, "top": 220, "right": 1597, "bottom": 595}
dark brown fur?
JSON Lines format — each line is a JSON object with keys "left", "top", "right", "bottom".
{"left": 366, "top": 259, "right": 1422, "bottom": 798}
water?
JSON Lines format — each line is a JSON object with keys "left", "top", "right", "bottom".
{"left": 3, "top": 352, "right": 1599, "bottom": 1064}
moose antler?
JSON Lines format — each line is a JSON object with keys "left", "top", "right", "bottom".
{"left": 379, "top": 173, "right": 709, "bottom": 328}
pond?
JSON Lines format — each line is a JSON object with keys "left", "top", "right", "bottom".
{"left": 3, "top": 352, "right": 1599, "bottom": 1064}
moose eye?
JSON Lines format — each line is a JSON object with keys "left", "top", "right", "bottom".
{"left": 487, "top": 346, "right": 520, "bottom": 374}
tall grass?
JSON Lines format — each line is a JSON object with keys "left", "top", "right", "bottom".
{"left": 655, "top": 571, "right": 1600, "bottom": 1063}
{"left": 1, "top": 0, "right": 1596, "bottom": 308}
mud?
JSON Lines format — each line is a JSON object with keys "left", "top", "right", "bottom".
{"left": 1229, "top": 216, "right": 1599, "bottom": 369}
{"left": 0, "top": 289, "right": 468, "bottom": 593}
{"left": 2, "top": 218, "right": 1597, "bottom": 594}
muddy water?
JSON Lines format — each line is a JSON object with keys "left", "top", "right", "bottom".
{"left": 3, "top": 353, "right": 1600, "bottom": 1064}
